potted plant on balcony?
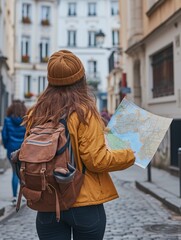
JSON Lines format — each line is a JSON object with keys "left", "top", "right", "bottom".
{"left": 22, "top": 55, "right": 30, "bottom": 63}
{"left": 22, "top": 16, "right": 31, "bottom": 24}
{"left": 87, "top": 80, "right": 100, "bottom": 91}
{"left": 41, "top": 56, "right": 49, "bottom": 63}
{"left": 24, "top": 92, "right": 34, "bottom": 99}
{"left": 41, "top": 19, "right": 50, "bottom": 26}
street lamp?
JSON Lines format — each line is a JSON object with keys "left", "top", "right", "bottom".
{"left": 95, "top": 29, "right": 130, "bottom": 112}
{"left": 95, "top": 29, "right": 122, "bottom": 52}
{"left": 95, "top": 30, "right": 106, "bottom": 48}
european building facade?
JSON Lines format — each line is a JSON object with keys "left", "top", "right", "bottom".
{"left": 0, "top": 0, "right": 14, "bottom": 125}
{"left": 57, "top": 0, "right": 120, "bottom": 110}
{"left": 14, "top": 0, "right": 59, "bottom": 107}
{"left": 119, "top": 0, "right": 181, "bottom": 171}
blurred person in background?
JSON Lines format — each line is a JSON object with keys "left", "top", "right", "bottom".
{"left": 101, "top": 107, "right": 111, "bottom": 126}
{"left": 1, "top": 100, "right": 27, "bottom": 206}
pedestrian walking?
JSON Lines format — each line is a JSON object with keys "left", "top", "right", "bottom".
{"left": 23, "top": 50, "right": 135, "bottom": 240}
{"left": 101, "top": 107, "right": 111, "bottom": 126}
{"left": 1, "top": 100, "right": 27, "bottom": 206}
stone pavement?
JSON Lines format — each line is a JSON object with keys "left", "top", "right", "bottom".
{"left": 1, "top": 167, "right": 181, "bottom": 240}
{"left": 112, "top": 165, "right": 181, "bottom": 215}
{"left": 0, "top": 167, "right": 18, "bottom": 221}
{"left": 0, "top": 164, "right": 180, "bottom": 223}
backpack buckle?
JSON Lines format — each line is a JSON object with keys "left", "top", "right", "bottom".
{"left": 40, "top": 168, "right": 46, "bottom": 173}
{"left": 20, "top": 166, "right": 26, "bottom": 185}
{"left": 40, "top": 167, "right": 46, "bottom": 190}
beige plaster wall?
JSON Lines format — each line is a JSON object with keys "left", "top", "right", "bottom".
{"left": 143, "top": 0, "right": 181, "bottom": 37}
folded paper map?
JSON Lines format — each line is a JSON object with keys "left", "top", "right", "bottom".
{"left": 106, "top": 98, "right": 173, "bottom": 168}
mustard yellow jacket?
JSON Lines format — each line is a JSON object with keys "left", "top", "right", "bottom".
{"left": 67, "top": 111, "right": 135, "bottom": 207}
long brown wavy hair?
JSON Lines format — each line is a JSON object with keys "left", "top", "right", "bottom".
{"left": 7, "top": 100, "right": 27, "bottom": 118}
{"left": 23, "top": 76, "right": 103, "bottom": 131}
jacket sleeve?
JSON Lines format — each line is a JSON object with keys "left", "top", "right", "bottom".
{"left": 78, "top": 114, "right": 135, "bottom": 173}
{"left": 1, "top": 118, "right": 8, "bottom": 149}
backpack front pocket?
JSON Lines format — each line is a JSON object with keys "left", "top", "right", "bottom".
{"left": 22, "top": 187, "right": 42, "bottom": 205}
{"left": 19, "top": 131, "right": 60, "bottom": 163}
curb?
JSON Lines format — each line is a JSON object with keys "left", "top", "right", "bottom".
{"left": 135, "top": 181, "right": 181, "bottom": 215}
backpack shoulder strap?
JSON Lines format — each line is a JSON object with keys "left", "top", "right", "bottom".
{"left": 56, "top": 119, "right": 69, "bottom": 156}
{"left": 58, "top": 119, "right": 86, "bottom": 174}
{"left": 59, "top": 119, "right": 68, "bottom": 137}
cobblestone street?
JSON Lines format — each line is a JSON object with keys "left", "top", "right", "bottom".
{"left": 0, "top": 174, "right": 181, "bottom": 240}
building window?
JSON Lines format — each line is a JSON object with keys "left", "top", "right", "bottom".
{"left": 68, "top": 2, "right": 76, "bottom": 16}
{"left": 88, "top": 31, "right": 96, "bottom": 47}
{"left": 152, "top": 44, "right": 174, "bottom": 98}
{"left": 40, "top": 39, "right": 49, "bottom": 62}
{"left": 24, "top": 75, "right": 33, "bottom": 98}
{"left": 68, "top": 30, "right": 76, "bottom": 47}
{"left": 38, "top": 76, "right": 47, "bottom": 95}
{"left": 88, "top": 60, "right": 97, "bottom": 76}
{"left": 87, "top": 60, "right": 99, "bottom": 89}
{"left": 41, "top": 6, "right": 50, "bottom": 25}
{"left": 21, "top": 36, "right": 30, "bottom": 63}
{"left": 111, "top": 1, "right": 119, "bottom": 16}
{"left": 88, "top": 2, "right": 96, "bottom": 16}
{"left": 22, "top": 3, "right": 31, "bottom": 23}
{"left": 112, "top": 30, "right": 120, "bottom": 46}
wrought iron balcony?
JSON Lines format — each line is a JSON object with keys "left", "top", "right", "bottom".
{"left": 86, "top": 72, "right": 100, "bottom": 90}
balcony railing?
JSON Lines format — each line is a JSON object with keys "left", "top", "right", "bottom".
{"left": 152, "top": 86, "right": 174, "bottom": 98}
{"left": 41, "top": 57, "right": 49, "bottom": 63}
{"left": 86, "top": 72, "right": 100, "bottom": 90}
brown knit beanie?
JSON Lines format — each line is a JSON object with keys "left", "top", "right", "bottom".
{"left": 47, "top": 50, "right": 85, "bottom": 86}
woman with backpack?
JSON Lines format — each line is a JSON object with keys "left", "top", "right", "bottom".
{"left": 1, "top": 100, "right": 27, "bottom": 206}
{"left": 23, "top": 50, "right": 135, "bottom": 240}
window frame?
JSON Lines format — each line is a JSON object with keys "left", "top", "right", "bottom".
{"left": 112, "top": 29, "right": 120, "bottom": 46}
{"left": 38, "top": 76, "right": 47, "bottom": 94}
{"left": 88, "top": 31, "right": 96, "bottom": 47}
{"left": 88, "top": 2, "right": 96, "bottom": 16}
{"left": 151, "top": 44, "right": 174, "bottom": 98}
{"left": 88, "top": 60, "right": 97, "bottom": 76}
{"left": 67, "top": 30, "right": 76, "bottom": 47}
{"left": 21, "top": 36, "right": 30, "bottom": 62}
{"left": 39, "top": 38, "right": 49, "bottom": 62}
{"left": 22, "top": 3, "right": 31, "bottom": 19}
{"left": 41, "top": 5, "right": 50, "bottom": 21}
{"left": 68, "top": 2, "right": 76, "bottom": 16}
{"left": 111, "top": 1, "right": 119, "bottom": 16}
{"left": 24, "top": 75, "right": 32, "bottom": 94}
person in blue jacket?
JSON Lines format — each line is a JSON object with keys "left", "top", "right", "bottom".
{"left": 1, "top": 100, "right": 27, "bottom": 205}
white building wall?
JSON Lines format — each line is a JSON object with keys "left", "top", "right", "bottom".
{"left": 58, "top": 0, "right": 120, "bottom": 110}
{"left": 144, "top": 17, "right": 181, "bottom": 119}
{"left": 14, "top": 0, "right": 59, "bottom": 103}
{"left": 0, "top": 0, "right": 14, "bottom": 164}
{"left": 0, "top": 0, "right": 13, "bottom": 102}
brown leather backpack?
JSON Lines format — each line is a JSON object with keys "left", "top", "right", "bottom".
{"left": 11, "top": 119, "right": 85, "bottom": 222}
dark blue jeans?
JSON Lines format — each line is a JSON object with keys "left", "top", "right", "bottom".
{"left": 8, "top": 157, "right": 19, "bottom": 197}
{"left": 36, "top": 204, "right": 106, "bottom": 240}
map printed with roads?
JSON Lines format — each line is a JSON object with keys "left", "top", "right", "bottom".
{"left": 106, "top": 98, "right": 173, "bottom": 168}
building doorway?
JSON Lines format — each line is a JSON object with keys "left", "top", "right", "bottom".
{"left": 170, "top": 119, "right": 181, "bottom": 167}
